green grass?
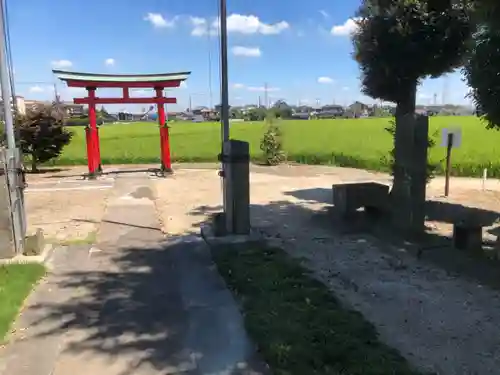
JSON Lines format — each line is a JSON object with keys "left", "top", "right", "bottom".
{"left": 0, "top": 263, "right": 45, "bottom": 341}
{"left": 213, "top": 245, "right": 423, "bottom": 375}
{"left": 53, "top": 116, "right": 500, "bottom": 177}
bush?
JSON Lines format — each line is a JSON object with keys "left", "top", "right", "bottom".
{"left": 260, "top": 118, "right": 286, "bottom": 165}
{"left": 16, "top": 105, "right": 73, "bottom": 172}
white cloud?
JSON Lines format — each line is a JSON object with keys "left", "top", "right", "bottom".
{"left": 232, "top": 46, "right": 261, "bottom": 57}
{"left": 192, "top": 14, "right": 289, "bottom": 36}
{"left": 226, "top": 14, "right": 289, "bottom": 35}
{"left": 247, "top": 86, "right": 280, "bottom": 92}
{"left": 190, "top": 16, "right": 209, "bottom": 36}
{"left": 105, "top": 58, "right": 115, "bottom": 66}
{"left": 232, "top": 83, "right": 245, "bottom": 89}
{"left": 331, "top": 18, "right": 359, "bottom": 36}
{"left": 67, "top": 87, "right": 87, "bottom": 95}
{"left": 51, "top": 59, "right": 72, "bottom": 69}
{"left": 342, "top": 86, "right": 350, "bottom": 91}
{"left": 29, "top": 86, "right": 44, "bottom": 93}
{"left": 318, "top": 76, "right": 334, "bottom": 84}
{"left": 319, "top": 10, "right": 329, "bottom": 19}
{"left": 144, "top": 13, "right": 176, "bottom": 28}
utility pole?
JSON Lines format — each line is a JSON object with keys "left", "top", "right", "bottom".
{"left": 0, "top": 1, "right": 14, "bottom": 150}
{"left": 188, "top": 94, "right": 192, "bottom": 112}
{"left": 0, "top": 0, "right": 25, "bottom": 256}
{"left": 219, "top": 0, "right": 232, "bottom": 232}
{"left": 207, "top": 21, "right": 214, "bottom": 109}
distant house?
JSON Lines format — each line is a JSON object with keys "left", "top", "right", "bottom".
{"left": 347, "top": 101, "right": 369, "bottom": 117}
{"left": 315, "top": 105, "right": 345, "bottom": 118}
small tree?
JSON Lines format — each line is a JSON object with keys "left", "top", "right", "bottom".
{"left": 16, "top": 104, "right": 73, "bottom": 172}
{"left": 260, "top": 117, "right": 286, "bottom": 165}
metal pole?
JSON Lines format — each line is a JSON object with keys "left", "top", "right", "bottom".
{"left": 0, "top": 0, "right": 15, "bottom": 150}
{"left": 220, "top": 0, "right": 232, "bottom": 233}
{"left": 0, "top": 0, "right": 25, "bottom": 255}
{"left": 220, "top": 0, "right": 229, "bottom": 142}
{"left": 207, "top": 22, "right": 214, "bottom": 109}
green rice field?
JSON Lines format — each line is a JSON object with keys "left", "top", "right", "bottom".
{"left": 55, "top": 116, "right": 500, "bottom": 178}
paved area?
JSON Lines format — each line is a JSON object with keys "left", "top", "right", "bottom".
{"left": 0, "top": 172, "right": 268, "bottom": 375}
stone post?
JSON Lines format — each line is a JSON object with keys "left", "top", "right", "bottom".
{"left": 223, "top": 140, "right": 250, "bottom": 235}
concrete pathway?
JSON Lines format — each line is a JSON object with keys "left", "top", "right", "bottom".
{"left": 0, "top": 172, "right": 268, "bottom": 375}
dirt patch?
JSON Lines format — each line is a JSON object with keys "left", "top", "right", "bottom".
{"left": 24, "top": 176, "right": 113, "bottom": 243}
{"left": 153, "top": 165, "right": 500, "bottom": 375}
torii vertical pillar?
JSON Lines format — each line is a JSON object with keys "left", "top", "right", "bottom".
{"left": 156, "top": 87, "right": 172, "bottom": 173}
{"left": 87, "top": 87, "right": 102, "bottom": 176}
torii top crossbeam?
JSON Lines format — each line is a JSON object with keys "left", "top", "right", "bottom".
{"left": 52, "top": 70, "right": 191, "bottom": 88}
{"left": 52, "top": 70, "right": 191, "bottom": 105}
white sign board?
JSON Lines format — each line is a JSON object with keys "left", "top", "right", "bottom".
{"left": 441, "top": 128, "right": 462, "bottom": 148}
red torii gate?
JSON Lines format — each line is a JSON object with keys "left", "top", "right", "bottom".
{"left": 53, "top": 70, "right": 191, "bottom": 177}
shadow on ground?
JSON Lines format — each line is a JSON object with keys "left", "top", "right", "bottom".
{"left": 27, "top": 231, "right": 266, "bottom": 375}
{"left": 191, "top": 187, "right": 500, "bottom": 291}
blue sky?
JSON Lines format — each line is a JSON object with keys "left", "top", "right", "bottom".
{"left": 9, "top": 0, "right": 472, "bottom": 112}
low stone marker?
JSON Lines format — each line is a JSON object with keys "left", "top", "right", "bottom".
{"left": 332, "top": 182, "right": 390, "bottom": 218}
{"left": 453, "top": 220, "right": 483, "bottom": 252}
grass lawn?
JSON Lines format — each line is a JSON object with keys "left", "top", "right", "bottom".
{"left": 54, "top": 116, "right": 500, "bottom": 177}
{"left": 0, "top": 263, "right": 45, "bottom": 341}
{"left": 213, "top": 245, "right": 423, "bottom": 375}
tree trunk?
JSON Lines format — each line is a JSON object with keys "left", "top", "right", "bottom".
{"left": 31, "top": 153, "right": 38, "bottom": 173}
{"left": 391, "top": 82, "right": 418, "bottom": 234}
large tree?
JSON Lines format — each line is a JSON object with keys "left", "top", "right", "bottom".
{"left": 353, "top": 0, "right": 472, "bottom": 232}
{"left": 463, "top": 0, "right": 500, "bottom": 128}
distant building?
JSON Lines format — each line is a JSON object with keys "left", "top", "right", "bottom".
{"left": 61, "top": 102, "right": 85, "bottom": 117}
{"left": 0, "top": 95, "right": 29, "bottom": 115}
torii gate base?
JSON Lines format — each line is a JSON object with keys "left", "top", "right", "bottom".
{"left": 52, "top": 70, "right": 191, "bottom": 178}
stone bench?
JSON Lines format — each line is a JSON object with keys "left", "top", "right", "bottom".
{"left": 332, "top": 182, "right": 390, "bottom": 218}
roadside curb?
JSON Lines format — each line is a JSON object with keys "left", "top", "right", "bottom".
{"left": 0, "top": 244, "right": 55, "bottom": 266}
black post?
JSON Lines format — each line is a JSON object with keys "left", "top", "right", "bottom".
{"left": 444, "top": 133, "right": 453, "bottom": 197}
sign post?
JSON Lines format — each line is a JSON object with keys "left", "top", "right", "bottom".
{"left": 441, "top": 128, "right": 462, "bottom": 197}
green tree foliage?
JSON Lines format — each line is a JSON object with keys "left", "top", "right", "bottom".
{"left": 271, "top": 100, "right": 293, "bottom": 119}
{"left": 353, "top": 0, "right": 472, "bottom": 116}
{"left": 15, "top": 105, "right": 73, "bottom": 172}
{"left": 245, "top": 107, "right": 267, "bottom": 121}
{"left": 463, "top": 0, "right": 500, "bottom": 128}
{"left": 260, "top": 118, "right": 286, "bottom": 165}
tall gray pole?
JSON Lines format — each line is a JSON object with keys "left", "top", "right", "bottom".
{"left": 220, "top": 0, "right": 232, "bottom": 233}
{"left": 207, "top": 22, "right": 214, "bottom": 109}
{"left": 0, "top": 0, "right": 15, "bottom": 150}
{"left": 220, "top": 0, "right": 229, "bottom": 142}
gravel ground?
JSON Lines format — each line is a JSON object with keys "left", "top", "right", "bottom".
{"left": 153, "top": 165, "right": 500, "bottom": 375}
